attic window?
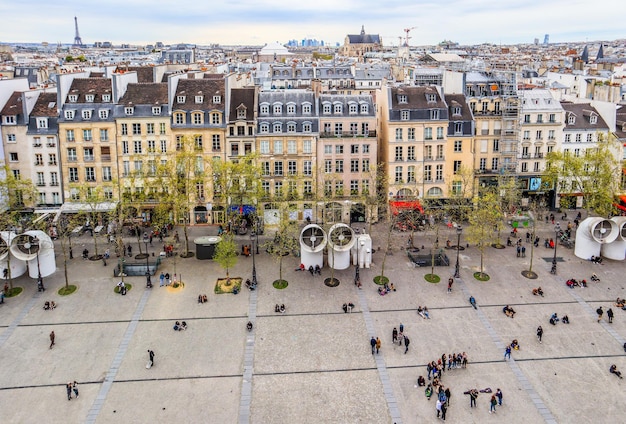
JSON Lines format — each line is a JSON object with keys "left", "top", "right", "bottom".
{"left": 590, "top": 115, "right": 597, "bottom": 124}
{"left": 152, "top": 107, "right": 161, "bottom": 115}
{"left": 64, "top": 110, "right": 75, "bottom": 120}
{"left": 102, "top": 94, "right": 111, "bottom": 102}
{"left": 86, "top": 94, "right": 95, "bottom": 102}
{"left": 349, "top": 104, "right": 358, "bottom": 114}
{"left": 36, "top": 118, "right": 48, "bottom": 129}
{"left": 125, "top": 107, "right": 134, "bottom": 116}
{"left": 48, "top": 102, "right": 56, "bottom": 108}
{"left": 237, "top": 107, "right": 246, "bottom": 120}
{"left": 360, "top": 104, "right": 368, "bottom": 114}
{"left": 398, "top": 94, "right": 408, "bottom": 103}
{"left": 213, "top": 95, "right": 221, "bottom": 103}
{"left": 68, "top": 95, "right": 78, "bottom": 102}
{"left": 568, "top": 114, "right": 575, "bottom": 125}
{"left": 426, "top": 93, "right": 436, "bottom": 102}
{"left": 195, "top": 96, "right": 203, "bottom": 104}
{"left": 177, "top": 96, "right": 186, "bottom": 104}
{"left": 4, "top": 116, "right": 15, "bottom": 124}
{"left": 452, "top": 107, "right": 461, "bottom": 116}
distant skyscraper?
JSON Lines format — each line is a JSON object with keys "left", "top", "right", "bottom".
{"left": 543, "top": 34, "right": 549, "bottom": 45}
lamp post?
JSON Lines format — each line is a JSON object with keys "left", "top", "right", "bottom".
{"left": 32, "top": 236, "right": 44, "bottom": 291}
{"left": 454, "top": 226, "right": 462, "bottom": 278}
{"left": 250, "top": 230, "right": 257, "bottom": 285}
{"left": 551, "top": 224, "right": 558, "bottom": 274}
{"left": 255, "top": 215, "right": 260, "bottom": 255}
{"left": 143, "top": 233, "right": 151, "bottom": 287}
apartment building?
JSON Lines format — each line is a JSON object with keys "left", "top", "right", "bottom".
{"left": 379, "top": 85, "right": 450, "bottom": 211}
{"left": 256, "top": 90, "right": 318, "bottom": 223}
{"left": 171, "top": 75, "right": 227, "bottom": 224}
{"left": 57, "top": 77, "right": 118, "bottom": 203}
{"left": 444, "top": 94, "right": 474, "bottom": 197}
{"left": 517, "top": 89, "right": 564, "bottom": 205}
{"left": 115, "top": 82, "right": 169, "bottom": 222}
{"left": 318, "top": 94, "right": 377, "bottom": 223}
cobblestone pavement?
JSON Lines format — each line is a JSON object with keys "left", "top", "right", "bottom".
{"left": 0, "top": 213, "right": 624, "bottom": 423}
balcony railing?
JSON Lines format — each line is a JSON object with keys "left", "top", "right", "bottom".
{"left": 320, "top": 130, "right": 376, "bottom": 138}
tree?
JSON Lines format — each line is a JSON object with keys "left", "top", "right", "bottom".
{"left": 493, "top": 176, "right": 520, "bottom": 247}
{"left": 72, "top": 183, "right": 110, "bottom": 258}
{"left": 522, "top": 199, "right": 543, "bottom": 279}
{"left": 545, "top": 133, "right": 620, "bottom": 217}
{"left": 56, "top": 213, "right": 84, "bottom": 289}
{"left": 0, "top": 167, "right": 38, "bottom": 291}
{"left": 466, "top": 190, "right": 501, "bottom": 280}
{"left": 422, "top": 200, "right": 447, "bottom": 283}
{"left": 214, "top": 233, "right": 238, "bottom": 279}
{"left": 447, "top": 165, "right": 475, "bottom": 223}
{"left": 265, "top": 205, "right": 299, "bottom": 284}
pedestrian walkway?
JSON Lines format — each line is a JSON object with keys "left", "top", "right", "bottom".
{"left": 0, "top": 290, "right": 42, "bottom": 348}
{"left": 238, "top": 287, "right": 258, "bottom": 424}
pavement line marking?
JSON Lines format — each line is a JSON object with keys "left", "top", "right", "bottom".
{"left": 357, "top": 282, "right": 403, "bottom": 424}
{"left": 0, "top": 289, "right": 43, "bottom": 348}
{"left": 456, "top": 277, "right": 558, "bottom": 424}
{"left": 238, "top": 287, "right": 258, "bottom": 424}
{"left": 84, "top": 287, "right": 152, "bottom": 424}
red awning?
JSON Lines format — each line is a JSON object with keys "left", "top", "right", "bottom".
{"left": 389, "top": 200, "right": 424, "bottom": 215}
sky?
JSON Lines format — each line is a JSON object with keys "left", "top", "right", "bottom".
{"left": 0, "top": 0, "right": 623, "bottom": 47}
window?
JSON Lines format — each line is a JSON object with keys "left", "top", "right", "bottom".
{"left": 134, "top": 140, "right": 142, "bottom": 154}
{"left": 401, "top": 110, "right": 410, "bottom": 120}
{"left": 304, "top": 181, "right": 312, "bottom": 195}
{"left": 575, "top": 134, "right": 582, "bottom": 143}
{"left": 213, "top": 95, "right": 221, "bottom": 104}
{"left": 212, "top": 135, "right": 221, "bottom": 151}
{"left": 125, "top": 107, "right": 134, "bottom": 116}
{"left": 491, "top": 157, "right": 499, "bottom": 170}
{"left": 479, "top": 158, "right": 486, "bottom": 170}
{"left": 260, "top": 105, "right": 269, "bottom": 115}
{"left": 407, "top": 166, "right": 415, "bottom": 182}
{"left": 36, "top": 118, "right": 48, "bottom": 129}
{"left": 362, "top": 159, "right": 370, "bottom": 172}
{"left": 436, "top": 145, "right": 444, "bottom": 159}
{"left": 273, "top": 123, "right": 282, "bottom": 133}
{"left": 160, "top": 140, "right": 167, "bottom": 153}
{"left": 335, "top": 160, "right": 344, "bottom": 173}
{"left": 536, "top": 130, "right": 542, "bottom": 140}
{"left": 362, "top": 122, "right": 369, "bottom": 135}
{"left": 85, "top": 167, "right": 95, "bottom": 182}
{"left": 349, "top": 104, "right": 358, "bottom": 114}
{"left": 287, "top": 104, "right": 296, "bottom": 115}
{"left": 363, "top": 144, "right": 370, "bottom": 154}
{"left": 407, "top": 146, "right": 415, "bottom": 161}
{"left": 548, "top": 130, "right": 555, "bottom": 140}
{"left": 302, "top": 140, "right": 312, "bottom": 154}
{"left": 523, "top": 130, "right": 530, "bottom": 140}
{"left": 395, "top": 128, "right": 403, "bottom": 141}
{"left": 67, "top": 148, "right": 77, "bottom": 161}
{"left": 521, "top": 162, "right": 528, "bottom": 172}
{"left": 48, "top": 153, "right": 57, "bottom": 165}
{"left": 435, "top": 165, "right": 443, "bottom": 181}
{"left": 195, "top": 135, "right": 203, "bottom": 150}
{"left": 430, "top": 109, "right": 440, "bottom": 120}
{"left": 325, "top": 159, "right": 332, "bottom": 173}
{"left": 424, "top": 165, "right": 431, "bottom": 181}
{"left": 64, "top": 110, "right": 75, "bottom": 120}
{"left": 493, "top": 139, "right": 500, "bottom": 152}
{"left": 274, "top": 140, "right": 283, "bottom": 154}
{"left": 33, "top": 137, "right": 42, "bottom": 147}
{"left": 453, "top": 160, "right": 462, "bottom": 174}
{"left": 9, "top": 152, "right": 19, "bottom": 162}
{"left": 549, "top": 113, "right": 556, "bottom": 123}
{"left": 122, "top": 141, "right": 129, "bottom": 154}
{"left": 303, "top": 123, "right": 311, "bottom": 133}
{"left": 452, "top": 181, "right": 462, "bottom": 195}
{"left": 101, "top": 94, "right": 110, "bottom": 102}
{"left": 398, "top": 94, "right": 407, "bottom": 103}
{"left": 586, "top": 133, "right": 593, "bottom": 142}
{"left": 351, "top": 159, "right": 359, "bottom": 172}
{"left": 262, "top": 181, "right": 270, "bottom": 196}
{"left": 395, "top": 146, "right": 403, "bottom": 161}
{"left": 454, "top": 140, "right": 462, "bottom": 152}
{"left": 323, "top": 104, "right": 331, "bottom": 114}
{"left": 260, "top": 140, "right": 270, "bottom": 154}
{"left": 273, "top": 104, "right": 282, "bottom": 115}
{"left": 102, "top": 167, "right": 112, "bottom": 181}
{"left": 537, "top": 114, "right": 543, "bottom": 123}
{"left": 158, "top": 123, "right": 165, "bottom": 134}
{"left": 174, "top": 113, "right": 185, "bottom": 125}
{"left": 50, "top": 172, "right": 58, "bottom": 186}
{"left": 437, "top": 127, "right": 444, "bottom": 140}
{"left": 304, "top": 160, "right": 312, "bottom": 176}
{"left": 524, "top": 114, "right": 531, "bottom": 123}
{"left": 99, "top": 129, "right": 109, "bottom": 142}
{"left": 82, "top": 110, "right": 92, "bottom": 120}
{"left": 260, "top": 123, "right": 269, "bottom": 133}
{"left": 68, "top": 95, "right": 78, "bottom": 103}
{"left": 274, "top": 161, "right": 283, "bottom": 176}
{"left": 193, "top": 112, "right": 203, "bottom": 125}
{"left": 574, "top": 148, "right": 580, "bottom": 157}
{"left": 590, "top": 115, "right": 597, "bottom": 124}
{"left": 288, "top": 161, "right": 297, "bottom": 175}
{"left": 335, "top": 181, "right": 343, "bottom": 196}
{"left": 287, "top": 140, "right": 297, "bottom": 154}
{"left": 351, "top": 144, "right": 359, "bottom": 154}
{"left": 424, "top": 145, "right": 432, "bottom": 159}
{"left": 302, "top": 104, "right": 311, "bottom": 114}
{"left": 454, "top": 122, "right": 463, "bottom": 134}
{"left": 565, "top": 134, "right": 571, "bottom": 143}
{"left": 84, "top": 148, "right": 94, "bottom": 161}
{"left": 424, "top": 128, "right": 432, "bottom": 140}
{"left": 334, "top": 123, "right": 343, "bottom": 136}
{"left": 274, "top": 181, "right": 283, "bottom": 198}
{"left": 350, "top": 180, "right": 359, "bottom": 195}
{"left": 69, "top": 167, "right": 78, "bottom": 182}
{"left": 408, "top": 128, "right": 415, "bottom": 140}
{"left": 362, "top": 179, "right": 370, "bottom": 194}
{"left": 534, "top": 162, "right": 540, "bottom": 172}
{"left": 261, "top": 162, "right": 270, "bottom": 176}
{"left": 336, "top": 145, "right": 344, "bottom": 154}
{"left": 4, "top": 115, "right": 15, "bottom": 124}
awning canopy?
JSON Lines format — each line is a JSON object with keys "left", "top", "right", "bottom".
{"left": 389, "top": 200, "right": 424, "bottom": 215}
{"left": 54, "top": 201, "right": 119, "bottom": 223}
{"left": 228, "top": 205, "right": 256, "bottom": 215}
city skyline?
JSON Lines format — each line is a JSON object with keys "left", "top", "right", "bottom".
{"left": 0, "top": 0, "right": 624, "bottom": 47}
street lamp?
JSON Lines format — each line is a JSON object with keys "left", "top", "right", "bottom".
{"left": 454, "top": 226, "right": 462, "bottom": 278}
{"left": 255, "top": 215, "right": 260, "bottom": 255}
{"left": 250, "top": 230, "right": 257, "bottom": 285}
{"left": 143, "top": 233, "right": 151, "bottom": 287}
{"left": 355, "top": 239, "right": 365, "bottom": 283}
{"left": 551, "top": 224, "right": 558, "bottom": 274}
{"left": 32, "top": 236, "right": 44, "bottom": 291}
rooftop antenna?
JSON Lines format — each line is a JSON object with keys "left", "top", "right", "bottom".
{"left": 73, "top": 16, "right": 84, "bottom": 48}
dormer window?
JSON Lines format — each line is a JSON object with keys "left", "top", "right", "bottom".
{"left": 286, "top": 104, "right": 296, "bottom": 115}
{"left": 102, "top": 94, "right": 111, "bottom": 102}
{"left": 260, "top": 105, "right": 269, "bottom": 115}
{"left": 398, "top": 94, "right": 408, "bottom": 103}
{"left": 360, "top": 104, "right": 369, "bottom": 114}
{"left": 237, "top": 107, "right": 246, "bottom": 120}
{"left": 323, "top": 104, "right": 331, "bottom": 114}
{"left": 401, "top": 110, "right": 410, "bottom": 120}
{"left": 430, "top": 109, "right": 440, "bottom": 120}
{"left": 590, "top": 115, "right": 597, "bottom": 124}
{"left": 82, "top": 110, "right": 92, "bottom": 120}
{"left": 99, "top": 109, "right": 109, "bottom": 119}
{"left": 195, "top": 96, "right": 203, "bottom": 104}
{"left": 125, "top": 107, "right": 134, "bottom": 115}
{"left": 273, "top": 104, "right": 282, "bottom": 115}
{"left": 568, "top": 114, "right": 575, "bottom": 125}
{"left": 213, "top": 95, "right": 221, "bottom": 103}
{"left": 3, "top": 115, "right": 15, "bottom": 124}
{"left": 273, "top": 122, "right": 282, "bottom": 133}
{"left": 349, "top": 104, "right": 358, "bottom": 114}
{"left": 36, "top": 118, "right": 48, "bottom": 129}
{"left": 152, "top": 107, "right": 161, "bottom": 115}
{"left": 177, "top": 96, "right": 186, "bottom": 104}
{"left": 334, "top": 104, "right": 342, "bottom": 114}
{"left": 302, "top": 104, "right": 311, "bottom": 114}
{"left": 452, "top": 107, "right": 461, "bottom": 116}
{"left": 426, "top": 93, "right": 436, "bottom": 102}
{"left": 64, "top": 110, "right": 75, "bottom": 120}
{"left": 68, "top": 95, "right": 78, "bottom": 103}
{"left": 85, "top": 94, "right": 95, "bottom": 102}
{"left": 260, "top": 123, "right": 269, "bottom": 133}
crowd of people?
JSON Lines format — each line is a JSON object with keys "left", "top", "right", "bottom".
{"left": 378, "top": 282, "right": 395, "bottom": 296}
{"left": 172, "top": 321, "right": 187, "bottom": 331}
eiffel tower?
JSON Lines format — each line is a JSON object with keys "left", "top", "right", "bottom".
{"left": 72, "top": 16, "right": 84, "bottom": 48}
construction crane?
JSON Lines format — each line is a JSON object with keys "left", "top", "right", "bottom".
{"left": 403, "top": 27, "right": 417, "bottom": 47}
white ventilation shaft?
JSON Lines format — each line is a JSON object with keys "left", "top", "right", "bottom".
{"left": 10, "top": 231, "right": 57, "bottom": 278}
{"left": 327, "top": 224, "right": 356, "bottom": 270}
{"left": 601, "top": 217, "right": 626, "bottom": 261}
{"left": 574, "top": 217, "right": 618, "bottom": 260}
{"left": 0, "top": 231, "right": 27, "bottom": 279}
{"left": 299, "top": 224, "right": 327, "bottom": 269}
{"left": 351, "top": 234, "right": 372, "bottom": 269}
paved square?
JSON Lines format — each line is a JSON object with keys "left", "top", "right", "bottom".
{"left": 0, "top": 217, "right": 624, "bottom": 423}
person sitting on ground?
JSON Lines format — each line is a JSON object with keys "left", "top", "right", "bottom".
{"left": 562, "top": 315, "right": 570, "bottom": 324}
{"left": 308, "top": 266, "right": 314, "bottom": 275}
{"left": 469, "top": 296, "right": 477, "bottom": 309}
{"left": 198, "top": 294, "right": 204, "bottom": 304}
{"left": 390, "top": 283, "right": 396, "bottom": 291}
{"left": 544, "top": 238, "right": 550, "bottom": 248}
{"left": 202, "top": 295, "right": 207, "bottom": 303}
{"left": 342, "top": 303, "right": 348, "bottom": 313}
{"left": 580, "top": 279, "right": 588, "bottom": 288}
{"left": 609, "top": 364, "right": 623, "bottom": 379}
{"left": 615, "top": 298, "right": 625, "bottom": 308}
{"left": 44, "top": 301, "right": 51, "bottom": 310}
{"left": 549, "top": 238, "right": 555, "bottom": 249}
{"left": 245, "top": 279, "right": 252, "bottom": 289}
{"left": 425, "top": 383, "right": 433, "bottom": 400}
{"left": 384, "top": 283, "right": 391, "bottom": 292}
{"left": 566, "top": 279, "right": 577, "bottom": 288}
{"left": 503, "top": 305, "right": 516, "bottom": 318}
{"left": 314, "top": 264, "right": 321, "bottom": 275}
{"left": 82, "top": 248, "right": 89, "bottom": 259}
{"left": 417, "top": 375, "right": 426, "bottom": 386}
{"left": 173, "top": 321, "right": 181, "bottom": 331}
{"left": 550, "top": 313, "right": 559, "bottom": 325}
{"left": 347, "top": 302, "right": 354, "bottom": 312}
{"left": 507, "top": 236, "right": 513, "bottom": 246}
{"left": 50, "top": 301, "right": 56, "bottom": 310}
{"left": 591, "top": 273, "right": 600, "bottom": 282}
{"left": 510, "top": 339, "right": 520, "bottom": 350}
{"left": 378, "top": 287, "right": 387, "bottom": 296}
{"left": 446, "top": 239, "right": 452, "bottom": 248}
{"left": 590, "top": 255, "right": 603, "bottom": 264}
{"left": 532, "top": 287, "right": 544, "bottom": 297}
{"left": 275, "top": 304, "right": 280, "bottom": 313}
{"left": 417, "top": 306, "right": 425, "bottom": 319}
{"left": 180, "top": 321, "right": 187, "bottom": 330}
{"left": 423, "top": 306, "right": 430, "bottom": 319}
{"left": 296, "top": 263, "right": 305, "bottom": 272}
{"left": 279, "top": 304, "right": 286, "bottom": 314}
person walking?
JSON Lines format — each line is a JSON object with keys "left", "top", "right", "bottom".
{"left": 489, "top": 394, "right": 497, "bottom": 413}
{"left": 392, "top": 327, "right": 398, "bottom": 343}
{"left": 159, "top": 272, "right": 165, "bottom": 287}
{"left": 504, "top": 345, "right": 511, "bottom": 360}
{"left": 447, "top": 277, "right": 453, "bottom": 293}
{"left": 536, "top": 325, "right": 543, "bottom": 343}
{"left": 597, "top": 306, "right": 603, "bottom": 323}
{"left": 72, "top": 381, "right": 79, "bottom": 398}
{"left": 445, "top": 387, "right": 451, "bottom": 407}
{"left": 66, "top": 382, "right": 72, "bottom": 401}
{"left": 147, "top": 349, "right": 155, "bottom": 367}
{"left": 375, "top": 337, "right": 381, "bottom": 354}
{"left": 49, "top": 331, "right": 55, "bottom": 349}
{"left": 436, "top": 398, "right": 443, "bottom": 418}
{"left": 469, "top": 389, "right": 478, "bottom": 408}
{"left": 404, "top": 336, "right": 410, "bottom": 354}
{"left": 496, "top": 388, "right": 503, "bottom": 406}
{"left": 607, "top": 308, "right": 614, "bottom": 323}
{"left": 370, "top": 337, "right": 376, "bottom": 354}
{"left": 440, "top": 402, "right": 447, "bottom": 421}
{"left": 399, "top": 323, "right": 404, "bottom": 333}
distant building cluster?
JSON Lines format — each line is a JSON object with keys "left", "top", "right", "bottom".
{"left": 0, "top": 25, "right": 625, "bottom": 226}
